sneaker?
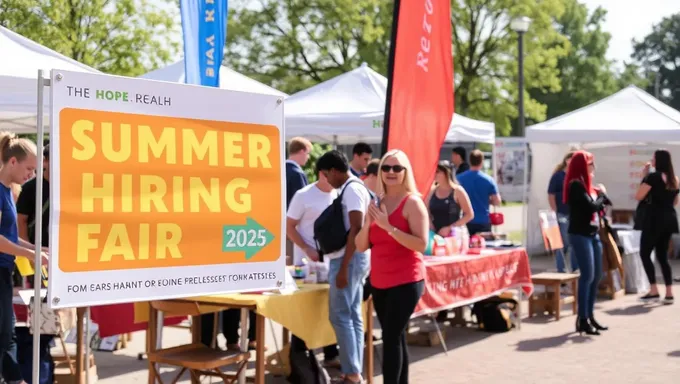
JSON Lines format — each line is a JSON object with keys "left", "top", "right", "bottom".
{"left": 664, "top": 296, "right": 674, "bottom": 305}
{"left": 640, "top": 293, "right": 660, "bottom": 302}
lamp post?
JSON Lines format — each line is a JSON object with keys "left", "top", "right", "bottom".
{"left": 510, "top": 16, "right": 531, "bottom": 253}
{"left": 510, "top": 16, "right": 531, "bottom": 135}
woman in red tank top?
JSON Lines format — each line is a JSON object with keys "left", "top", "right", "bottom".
{"left": 356, "top": 150, "right": 428, "bottom": 384}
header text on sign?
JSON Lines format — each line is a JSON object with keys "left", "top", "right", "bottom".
{"left": 58, "top": 108, "right": 282, "bottom": 272}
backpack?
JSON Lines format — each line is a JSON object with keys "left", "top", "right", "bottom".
{"left": 313, "top": 180, "right": 371, "bottom": 256}
{"left": 287, "top": 347, "right": 330, "bottom": 384}
{"left": 472, "top": 296, "right": 517, "bottom": 333}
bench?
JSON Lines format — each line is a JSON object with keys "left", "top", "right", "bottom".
{"left": 529, "top": 272, "right": 579, "bottom": 320}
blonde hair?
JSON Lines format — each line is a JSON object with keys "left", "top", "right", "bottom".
{"left": 0, "top": 132, "right": 37, "bottom": 164}
{"left": 375, "top": 149, "right": 419, "bottom": 196}
{"left": 553, "top": 151, "right": 575, "bottom": 174}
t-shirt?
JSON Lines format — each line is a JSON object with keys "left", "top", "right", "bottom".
{"left": 457, "top": 170, "right": 499, "bottom": 225}
{"left": 325, "top": 177, "right": 371, "bottom": 260}
{"left": 0, "top": 183, "right": 19, "bottom": 269}
{"left": 286, "top": 183, "right": 337, "bottom": 265}
{"left": 455, "top": 162, "right": 470, "bottom": 175}
{"left": 16, "top": 177, "right": 50, "bottom": 247}
{"left": 547, "top": 170, "right": 568, "bottom": 216}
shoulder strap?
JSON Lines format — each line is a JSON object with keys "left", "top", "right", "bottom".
{"left": 28, "top": 200, "right": 49, "bottom": 230}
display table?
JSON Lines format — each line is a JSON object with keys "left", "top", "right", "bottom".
{"left": 414, "top": 248, "right": 534, "bottom": 318}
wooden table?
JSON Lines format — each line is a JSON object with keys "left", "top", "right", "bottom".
{"left": 529, "top": 272, "right": 578, "bottom": 320}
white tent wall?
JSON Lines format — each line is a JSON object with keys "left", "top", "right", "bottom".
{"left": 527, "top": 143, "right": 572, "bottom": 255}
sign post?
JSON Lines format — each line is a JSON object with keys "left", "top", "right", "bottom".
{"left": 46, "top": 69, "right": 286, "bottom": 309}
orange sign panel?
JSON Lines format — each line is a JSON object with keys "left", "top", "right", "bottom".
{"left": 57, "top": 108, "right": 282, "bottom": 272}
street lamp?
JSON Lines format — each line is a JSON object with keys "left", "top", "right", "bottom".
{"left": 510, "top": 16, "right": 531, "bottom": 135}
{"left": 510, "top": 16, "right": 531, "bottom": 251}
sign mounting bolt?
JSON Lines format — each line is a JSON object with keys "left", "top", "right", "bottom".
{"left": 52, "top": 297, "right": 60, "bottom": 305}
{"left": 277, "top": 99, "right": 282, "bottom": 105}
{"left": 55, "top": 74, "right": 63, "bottom": 81}
{"left": 276, "top": 280, "right": 283, "bottom": 287}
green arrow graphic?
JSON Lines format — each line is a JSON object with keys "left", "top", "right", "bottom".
{"left": 222, "top": 218, "right": 275, "bottom": 260}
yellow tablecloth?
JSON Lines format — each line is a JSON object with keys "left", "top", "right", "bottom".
{"left": 180, "top": 284, "right": 368, "bottom": 350}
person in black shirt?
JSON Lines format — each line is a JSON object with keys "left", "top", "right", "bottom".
{"left": 451, "top": 146, "right": 470, "bottom": 175}
{"left": 565, "top": 151, "right": 611, "bottom": 336}
{"left": 635, "top": 149, "right": 679, "bottom": 304}
{"left": 17, "top": 145, "right": 50, "bottom": 247}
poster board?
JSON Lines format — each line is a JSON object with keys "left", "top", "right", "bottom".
{"left": 538, "top": 210, "right": 563, "bottom": 251}
{"left": 494, "top": 138, "right": 530, "bottom": 202}
{"left": 47, "top": 70, "right": 285, "bottom": 308}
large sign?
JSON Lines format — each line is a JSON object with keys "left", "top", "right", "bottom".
{"left": 48, "top": 70, "right": 285, "bottom": 308}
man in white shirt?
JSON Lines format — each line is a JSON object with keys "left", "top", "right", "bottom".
{"left": 315, "top": 150, "right": 370, "bottom": 384}
{"left": 286, "top": 171, "right": 340, "bottom": 366}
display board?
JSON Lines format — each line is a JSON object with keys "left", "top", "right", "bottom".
{"left": 47, "top": 70, "right": 285, "bottom": 308}
{"left": 494, "top": 138, "right": 530, "bottom": 203}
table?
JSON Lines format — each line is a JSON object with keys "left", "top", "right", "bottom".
{"left": 414, "top": 248, "right": 534, "bottom": 318}
{"left": 148, "top": 284, "right": 374, "bottom": 384}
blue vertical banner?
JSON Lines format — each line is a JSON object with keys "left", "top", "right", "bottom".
{"left": 180, "top": 0, "right": 228, "bottom": 86}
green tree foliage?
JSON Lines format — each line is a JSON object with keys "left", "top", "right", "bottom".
{"left": 631, "top": 13, "right": 680, "bottom": 110}
{"left": 0, "top": 0, "right": 179, "bottom": 76}
{"left": 529, "top": 0, "right": 617, "bottom": 120}
{"left": 451, "top": 0, "right": 569, "bottom": 136}
{"left": 227, "top": 0, "right": 571, "bottom": 136}
{"left": 225, "top": 0, "right": 390, "bottom": 94}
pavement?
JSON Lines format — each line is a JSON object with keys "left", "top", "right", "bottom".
{"left": 89, "top": 255, "right": 680, "bottom": 383}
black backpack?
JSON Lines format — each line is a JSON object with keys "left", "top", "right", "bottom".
{"left": 472, "top": 296, "right": 517, "bottom": 333}
{"left": 313, "top": 180, "right": 371, "bottom": 256}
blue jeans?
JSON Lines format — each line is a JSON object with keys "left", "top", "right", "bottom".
{"left": 328, "top": 253, "right": 369, "bottom": 375}
{"left": 1, "top": 267, "right": 23, "bottom": 383}
{"left": 555, "top": 215, "right": 578, "bottom": 272}
{"left": 568, "top": 234, "right": 603, "bottom": 318}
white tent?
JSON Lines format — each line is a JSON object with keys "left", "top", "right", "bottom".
{"left": 140, "top": 60, "right": 287, "bottom": 97}
{"left": 0, "top": 26, "right": 100, "bottom": 132}
{"left": 285, "top": 63, "right": 495, "bottom": 144}
{"left": 525, "top": 85, "right": 680, "bottom": 255}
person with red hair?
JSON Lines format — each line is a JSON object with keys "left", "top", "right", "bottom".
{"left": 564, "top": 150, "right": 611, "bottom": 336}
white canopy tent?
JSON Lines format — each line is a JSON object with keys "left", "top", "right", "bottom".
{"left": 525, "top": 85, "right": 680, "bottom": 255}
{"left": 285, "top": 63, "right": 495, "bottom": 144}
{"left": 0, "top": 26, "right": 100, "bottom": 132}
{"left": 140, "top": 60, "right": 287, "bottom": 97}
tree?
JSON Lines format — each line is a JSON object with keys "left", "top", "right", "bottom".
{"left": 529, "top": 0, "right": 618, "bottom": 120}
{"left": 225, "top": 0, "right": 391, "bottom": 94}
{"left": 227, "top": 0, "right": 570, "bottom": 136}
{"left": 631, "top": 13, "right": 680, "bottom": 110}
{"left": 616, "top": 63, "right": 650, "bottom": 90}
{"left": 0, "top": 0, "right": 179, "bottom": 76}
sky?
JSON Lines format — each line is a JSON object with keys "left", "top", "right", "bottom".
{"left": 166, "top": 0, "right": 680, "bottom": 68}
{"left": 580, "top": 0, "right": 680, "bottom": 66}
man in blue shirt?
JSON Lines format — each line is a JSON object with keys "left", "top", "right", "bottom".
{"left": 349, "top": 142, "right": 373, "bottom": 177}
{"left": 286, "top": 137, "right": 312, "bottom": 208}
{"left": 457, "top": 149, "right": 502, "bottom": 235}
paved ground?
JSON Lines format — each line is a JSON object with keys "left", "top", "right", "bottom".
{"left": 89, "top": 256, "right": 680, "bottom": 383}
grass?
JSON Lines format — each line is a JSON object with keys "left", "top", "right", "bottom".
{"left": 507, "top": 230, "right": 523, "bottom": 242}
{"left": 502, "top": 201, "right": 525, "bottom": 207}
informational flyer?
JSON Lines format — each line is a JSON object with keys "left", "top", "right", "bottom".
{"left": 48, "top": 70, "right": 285, "bottom": 308}
{"left": 494, "top": 138, "right": 530, "bottom": 203}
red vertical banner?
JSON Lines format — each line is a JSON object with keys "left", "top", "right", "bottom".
{"left": 382, "top": 0, "right": 454, "bottom": 196}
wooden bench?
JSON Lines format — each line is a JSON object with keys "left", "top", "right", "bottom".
{"left": 529, "top": 273, "right": 579, "bottom": 320}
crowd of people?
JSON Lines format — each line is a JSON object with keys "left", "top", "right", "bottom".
{"left": 547, "top": 148, "right": 679, "bottom": 336}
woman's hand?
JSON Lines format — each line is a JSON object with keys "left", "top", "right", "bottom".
{"left": 368, "top": 204, "right": 391, "bottom": 231}
{"left": 643, "top": 162, "right": 651, "bottom": 177}
{"left": 596, "top": 183, "right": 607, "bottom": 194}
{"left": 437, "top": 226, "right": 452, "bottom": 237}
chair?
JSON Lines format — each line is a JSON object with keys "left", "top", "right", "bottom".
{"left": 147, "top": 301, "right": 251, "bottom": 384}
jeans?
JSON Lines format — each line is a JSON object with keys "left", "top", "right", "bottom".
{"left": 1, "top": 267, "right": 22, "bottom": 383}
{"left": 373, "top": 280, "right": 424, "bottom": 384}
{"left": 15, "top": 328, "right": 54, "bottom": 384}
{"left": 640, "top": 230, "right": 673, "bottom": 286}
{"left": 200, "top": 309, "right": 256, "bottom": 347}
{"left": 569, "top": 234, "right": 603, "bottom": 318}
{"left": 555, "top": 215, "right": 578, "bottom": 272}
{"left": 328, "top": 253, "right": 369, "bottom": 375}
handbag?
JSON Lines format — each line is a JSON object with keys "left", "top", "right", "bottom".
{"left": 27, "top": 270, "right": 77, "bottom": 335}
{"left": 489, "top": 206, "right": 504, "bottom": 226}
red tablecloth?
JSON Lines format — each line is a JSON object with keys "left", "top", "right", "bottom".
{"left": 413, "top": 248, "right": 533, "bottom": 317}
{"left": 91, "top": 304, "right": 184, "bottom": 338}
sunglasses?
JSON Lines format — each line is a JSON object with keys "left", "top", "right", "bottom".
{"left": 380, "top": 164, "right": 406, "bottom": 173}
